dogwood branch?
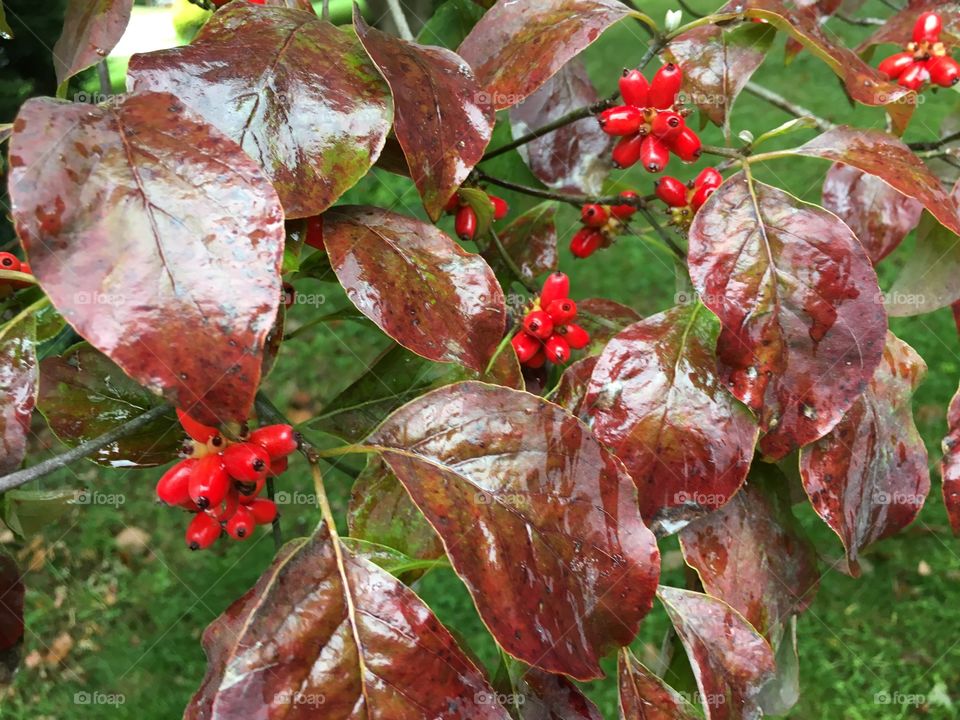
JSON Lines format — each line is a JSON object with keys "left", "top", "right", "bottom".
{"left": 473, "top": 169, "right": 652, "bottom": 208}
{"left": 908, "top": 130, "right": 960, "bottom": 151}
{"left": 743, "top": 82, "right": 835, "bottom": 132}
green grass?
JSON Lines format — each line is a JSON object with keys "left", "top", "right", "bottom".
{"left": 6, "top": 0, "right": 960, "bottom": 718}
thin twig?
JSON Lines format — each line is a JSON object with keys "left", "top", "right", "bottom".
{"left": 0, "top": 404, "right": 170, "bottom": 494}
{"left": 385, "top": 0, "right": 414, "bottom": 41}
{"left": 833, "top": 12, "right": 885, "bottom": 26}
{"left": 474, "top": 169, "right": 647, "bottom": 208}
{"left": 321, "top": 0, "right": 330, "bottom": 22}
{"left": 265, "top": 476, "right": 282, "bottom": 550}
{"left": 700, "top": 143, "right": 744, "bottom": 159}
{"left": 96, "top": 60, "right": 111, "bottom": 96}
{"left": 636, "top": 207, "right": 686, "bottom": 262}
{"left": 674, "top": 0, "right": 705, "bottom": 19}
{"left": 743, "top": 81, "right": 835, "bottom": 132}
{"left": 908, "top": 130, "right": 960, "bottom": 151}
{"left": 489, "top": 229, "right": 537, "bottom": 293}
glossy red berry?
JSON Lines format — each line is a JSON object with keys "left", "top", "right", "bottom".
{"left": 913, "top": 11, "right": 942, "bottom": 43}
{"left": 649, "top": 63, "right": 682, "bottom": 109}
{"left": 929, "top": 55, "right": 960, "bottom": 87}
{"left": 455, "top": 205, "right": 478, "bottom": 240}
{"left": 176, "top": 408, "right": 219, "bottom": 443}
{"left": 612, "top": 134, "right": 644, "bottom": 169}
{"left": 545, "top": 335, "right": 571, "bottom": 364}
{"left": 526, "top": 350, "right": 547, "bottom": 369}
{"left": 222, "top": 442, "right": 271, "bottom": 482}
{"left": 249, "top": 498, "right": 278, "bottom": 525}
{"left": 611, "top": 191, "right": 639, "bottom": 219}
{"left": 19, "top": 262, "right": 31, "bottom": 276}
{"left": 249, "top": 424, "right": 299, "bottom": 459}
{"left": 540, "top": 272, "right": 570, "bottom": 308}
{"left": 305, "top": 215, "right": 324, "bottom": 250}
{"left": 651, "top": 110, "right": 684, "bottom": 141}
{"left": 0, "top": 253, "right": 21, "bottom": 272}
{"left": 226, "top": 506, "right": 256, "bottom": 540}
{"left": 570, "top": 228, "right": 603, "bottom": 259}
{"left": 640, "top": 135, "right": 670, "bottom": 173}
{"left": 619, "top": 69, "right": 649, "bottom": 107}
{"left": 695, "top": 167, "right": 723, "bottom": 190}
{"left": 581, "top": 203, "right": 609, "bottom": 227}
{"left": 563, "top": 324, "right": 590, "bottom": 350}
{"left": 490, "top": 195, "right": 509, "bottom": 221}
{"left": 186, "top": 512, "right": 221, "bottom": 550}
{"left": 206, "top": 489, "right": 240, "bottom": 521}
{"left": 188, "top": 454, "right": 230, "bottom": 510}
{"left": 238, "top": 476, "right": 266, "bottom": 503}
{"left": 269, "top": 455, "right": 288, "bottom": 476}
{"left": 157, "top": 459, "right": 198, "bottom": 508}
{"left": 670, "top": 127, "right": 702, "bottom": 162}
{"left": 598, "top": 106, "right": 643, "bottom": 136}
{"left": 899, "top": 61, "right": 928, "bottom": 89}
{"left": 878, "top": 51, "right": 916, "bottom": 79}
{"left": 511, "top": 332, "right": 541, "bottom": 363}
{"left": 655, "top": 176, "right": 688, "bottom": 207}
{"left": 546, "top": 298, "right": 577, "bottom": 324}
{"left": 444, "top": 192, "right": 461, "bottom": 213}
{"left": 523, "top": 310, "right": 554, "bottom": 339}
{"left": 690, "top": 183, "right": 717, "bottom": 210}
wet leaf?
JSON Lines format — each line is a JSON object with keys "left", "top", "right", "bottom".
{"left": 576, "top": 298, "right": 642, "bottom": 354}
{"left": 338, "top": 538, "right": 446, "bottom": 578}
{"left": 885, "top": 212, "right": 960, "bottom": 316}
{"left": 583, "top": 303, "right": 757, "bottom": 534}
{"left": 367, "top": 381, "right": 661, "bottom": 680}
{"left": 186, "top": 526, "right": 509, "bottom": 719}
{"left": 3, "top": 489, "right": 76, "bottom": 539}
{"left": 821, "top": 162, "right": 923, "bottom": 264}
{"left": 489, "top": 201, "right": 559, "bottom": 282}
{"left": 516, "top": 667, "right": 603, "bottom": 719}
{"left": 553, "top": 356, "right": 598, "bottom": 417}
{"left": 127, "top": 4, "right": 393, "bottom": 218}
{"left": 857, "top": 1, "right": 960, "bottom": 56}
{"left": 941, "top": 379, "right": 960, "bottom": 535}
{"left": 355, "top": 8, "right": 494, "bottom": 220}
{"left": 0, "top": 551, "right": 23, "bottom": 687}
{"left": 8, "top": 93, "right": 285, "bottom": 425}
{"left": 618, "top": 649, "right": 699, "bottom": 720}
{"left": 0, "top": 315, "right": 36, "bottom": 476}
{"left": 800, "top": 332, "right": 929, "bottom": 576}
{"left": 53, "top": 0, "right": 133, "bottom": 85}
{"left": 757, "top": 617, "right": 800, "bottom": 716}
{"left": 508, "top": 59, "right": 612, "bottom": 195}
{"left": 457, "top": 0, "right": 632, "bottom": 110}
{"left": 37, "top": 343, "right": 180, "bottom": 468}
{"left": 657, "top": 586, "right": 776, "bottom": 720}
{"left": 324, "top": 206, "right": 506, "bottom": 374}
{"left": 688, "top": 171, "right": 887, "bottom": 460}
{"left": 417, "top": 0, "right": 485, "bottom": 50}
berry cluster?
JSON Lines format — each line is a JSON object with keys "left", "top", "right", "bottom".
{"left": 599, "top": 65, "right": 701, "bottom": 173}
{"left": 0, "top": 252, "right": 32, "bottom": 291}
{"left": 158, "top": 409, "right": 299, "bottom": 550}
{"left": 444, "top": 190, "right": 509, "bottom": 241}
{"left": 570, "top": 191, "right": 639, "bottom": 258}
{"left": 511, "top": 272, "right": 589, "bottom": 368}
{"left": 655, "top": 167, "right": 723, "bottom": 228}
{"left": 878, "top": 12, "right": 959, "bottom": 89}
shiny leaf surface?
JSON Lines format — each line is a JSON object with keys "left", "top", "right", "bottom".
{"left": 688, "top": 171, "right": 886, "bottom": 460}
{"left": 517, "top": 667, "right": 603, "bottom": 719}
{"left": 8, "top": 93, "right": 285, "bottom": 425}
{"left": 553, "top": 356, "right": 598, "bottom": 417}
{"left": 576, "top": 298, "right": 642, "bottom": 355}
{"left": 53, "top": 0, "right": 133, "bottom": 85}
{"left": 367, "top": 381, "right": 661, "bottom": 680}
{"left": 886, "top": 212, "right": 960, "bottom": 316}
{"left": 324, "top": 206, "right": 506, "bottom": 373}
{"left": 417, "top": 0, "right": 485, "bottom": 50}
{"left": 127, "top": 4, "right": 393, "bottom": 218}
{"left": 618, "top": 649, "right": 699, "bottom": 720}
{"left": 0, "top": 316, "right": 36, "bottom": 476}
{"left": 941, "top": 378, "right": 960, "bottom": 535}
{"left": 490, "top": 201, "right": 559, "bottom": 282}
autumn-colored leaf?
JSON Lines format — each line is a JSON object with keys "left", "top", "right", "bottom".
{"left": 658, "top": 586, "right": 776, "bottom": 720}
{"left": 576, "top": 298, "right": 642, "bottom": 354}
{"left": 553, "top": 356, "right": 598, "bottom": 417}
{"left": 127, "top": 4, "right": 393, "bottom": 218}
{"left": 367, "top": 381, "right": 661, "bottom": 680}
{"left": 323, "top": 206, "right": 506, "bottom": 374}
{"left": 0, "top": 315, "right": 36, "bottom": 476}
{"left": 457, "top": 0, "right": 632, "bottom": 111}
{"left": 186, "top": 527, "right": 509, "bottom": 719}
{"left": 688, "top": 171, "right": 887, "bottom": 460}
{"left": 758, "top": 617, "right": 800, "bottom": 716}
{"left": 489, "top": 201, "right": 559, "bottom": 282}
{"left": 53, "top": 0, "right": 133, "bottom": 85}
{"left": 8, "top": 93, "right": 285, "bottom": 425}
{"left": 941, "top": 379, "right": 960, "bottom": 535}
{"left": 800, "top": 332, "right": 929, "bottom": 576}
{"left": 0, "top": 551, "right": 23, "bottom": 687}
{"left": 618, "top": 649, "right": 699, "bottom": 720}
{"left": 856, "top": 1, "right": 960, "bottom": 56}
{"left": 885, "top": 212, "right": 960, "bottom": 316}
{"left": 584, "top": 303, "right": 758, "bottom": 533}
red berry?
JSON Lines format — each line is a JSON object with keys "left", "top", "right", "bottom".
{"left": 898, "top": 61, "right": 928, "bottom": 89}
{"left": 176, "top": 408, "right": 219, "bottom": 443}
{"left": 226, "top": 506, "right": 256, "bottom": 540}
{"left": 511, "top": 332, "right": 541, "bottom": 363}
{"left": 695, "top": 167, "right": 723, "bottom": 190}
{"left": 649, "top": 63, "right": 682, "bottom": 109}
{"left": 455, "top": 205, "right": 477, "bottom": 240}
{"left": 546, "top": 298, "right": 577, "bottom": 324}
{"left": 490, "top": 195, "right": 509, "bottom": 221}
{"left": 611, "top": 191, "right": 639, "bottom": 219}
{"left": 269, "top": 455, "right": 288, "bottom": 476}
{"left": 157, "top": 458, "right": 197, "bottom": 508}
{"left": 525, "top": 350, "right": 547, "bottom": 369}
{"left": 238, "top": 476, "right": 266, "bottom": 503}
{"left": 598, "top": 105, "right": 644, "bottom": 136}
{"left": 640, "top": 135, "right": 670, "bottom": 173}
{"left": 612, "top": 134, "right": 644, "bottom": 169}
{"left": 669, "top": 127, "right": 702, "bottom": 162}
{"left": 186, "top": 512, "right": 221, "bottom": 550}
{"left": 249, "top": 498, "right": 278, "bottom": 525}
{"left": 444, "top": 192, "right": 461, "bottom": 213}
{"left": 523, "top": 310, "right": 554, "bottom": 339}
{"left": 540, "top": 272, "right": 570, "bottom": 307}
{"left": 222, "top": 442, "right": 271, "bottom": 482}
{"left": 570, "top": 227, "right": 603, "bottom": 258}
{"left": 189, "top": 454, "right": 230, "bottom": 510}
{"left": 878, "top": 51, "right": 916, "bottom": 79}
{"left": 581, "top": 203, "right": 609, "bottom": 227}
{"left": 545, "top": 335, "right": 571, "bottom": 364}
{"left": 563, "top": 324, "right": 590, "bottom": 350}
{"left": 249, "top": 424, "right": 299, "bottom": 459}
{"left": 19, "top": 262, "right": 31, "bottom": 276}
{"left": 913, "top": 11, "right": 942, "bottom": 43}
{"left": 619, "top": 69, "right": 650, "bottom": 108}
{"left": 206, "top": 489, "right": 240, "bottom": 521}
{"left": 305, "top": 215, "right": 324, "bottom": 250}
{"left": 929, "top": 55, "right": 960, "bottom": 87}
{"left": 0, "top": 253, "right": 21, "bottom": 272}
{"left": 651, "top": 110, "right": 684, "bottom": 141}
{"left": 690, "top": 183, "right": 717, "bottom": 210}
{"left": 655, "top": 176, "right": 688, "bottom": 207}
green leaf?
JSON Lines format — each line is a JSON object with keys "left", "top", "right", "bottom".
{"left": 3, "top": 489, "right": 76, "bottom": 538}
{"left": 417, "top": 0, "right": 485, "bottom": 50}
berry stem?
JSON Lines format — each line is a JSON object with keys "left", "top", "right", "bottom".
{"left": 265, "top": 475, "right": 283, "bottom": 551}
{"left": 385, "top": 0, "right": 415, "bottom": 42}
{"left": 833, "top": 13, "right": 885, "bottom": 27}
{"left": 485, "top": 320, "right": 523, "bottom": 376}
{"left": 632, "top": 208, "right": 686, "bottom": 263}
{"left": 699, "top": 143, "right": 746, "bottom": 159}
{"left": 320, "top": 0, "right": 330, "bottom": 22}
{"left": 908, "top": 130, "right": 960, "bottom": 152}
{"left": 474, "top": 169, "right": 655, "bottom": 208}
{"left": 489, "top": 228, "right": 538, "bottom": 293}
{"left": 743, "top": 82, "right": 835, "bottom": 133}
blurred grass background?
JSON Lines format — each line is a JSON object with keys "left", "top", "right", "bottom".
{"left": 2, "top": 0, "right": 960, "bottom": 717}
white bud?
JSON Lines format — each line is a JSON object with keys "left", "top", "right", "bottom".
{"left": 665, "top": 9, "right": 683, "bottom": 32}
{"left": 738, "top": 129, "right": 755, "bottom": 144}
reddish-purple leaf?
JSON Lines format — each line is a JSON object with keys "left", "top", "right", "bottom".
{"left": 688, "top": 171, "right": 887, "bottom": 460}
{"left": 0, "top": 551, "right": 24, "bottom": 687}
{"left": 259, "top": 0, "right": 316, "bottom": 10}
{"left": 53, "top": 0, "right": 133, "bottom": 85}
{"left": 187, "top": 526, "right": 508, "bottom": 719}
{"left": 553, "top": 356, "right": 598, "bottom": 417}
{"left": 367, "top": 381, "right": 661, "bottom": 680}
{"left": 517, "top": 668, "right": 603, "bottom": 719}
{"left": 821, "top": 162, "right": 922, "bottom": 264}
{"left": 508, "top": 59, "right": 612, "bottom": 195}
{"left": 857, "top": 1, "right": 960, "bottom": 55}
{"left": 323, "top": 206, "right": 506, "bottom": 374}
{"left": 7, "top": 93, "right": 285, "bottom": 425}
{"left": 490, "top": 201, "right": 559, "bottom": 282}
{"left": 666, "top": 23, "right": 774, "bottom": 129}
{"left": 885, "top": 212, "right": 960, "bottom": 316}
{"left": 0, "top": 317, "right": 36, "bottom": 476}
{"left": 679, "top": 480, "right": 819, "bottom": 638}
{"left": 457, "top": 0, "right": 632, "bottom": 111}
{"left": 354, "top": 8, "right": 494, "bottom": 220}
{"left": 127, "top": 5, "right": 393, "bottom": 219}
{"left": 576, "top": 298, "right": 642, "bottom": 354}
{"left": 657, "top": 586, "right": 776, "bottom": 720}
{"left": 800, "top": 332, "right": 929, "bottom": 576}
{"left": 618, "top": 649, "right": 699, "bottom": 720}
{"left": 793, "top": 126, "right": 960, "bottom": 237}
{"left": 941, "top": 380, "right": 960, "bottom": 535}
{"left": 583, "top": 304, "right": 758, "bottom": 533}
